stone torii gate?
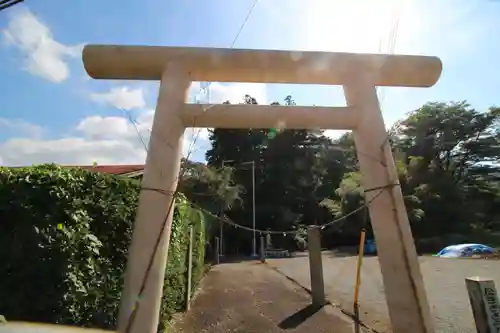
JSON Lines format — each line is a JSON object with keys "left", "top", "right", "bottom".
{"left": 82, "top": 45, "right": 442, "bottom": 333}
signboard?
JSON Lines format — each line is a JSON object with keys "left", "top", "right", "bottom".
{"left": 481, "top": 281, "right": 500, "bottom": 333}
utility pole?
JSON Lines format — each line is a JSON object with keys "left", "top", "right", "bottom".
{"left": 251, "top": 161, "right": 256, "bottom": 257}
{"left": 220, "top": 160, "right": 227, "bottom": 258}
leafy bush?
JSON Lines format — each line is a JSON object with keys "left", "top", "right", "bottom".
{"left": 0, "top": 164, "right": 205, "bottom": 331}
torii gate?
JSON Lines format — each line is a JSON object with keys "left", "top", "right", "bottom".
{"left": 82, "top": 45, "right": 442, "bottom": 333}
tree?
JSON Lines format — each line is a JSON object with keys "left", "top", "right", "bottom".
{"left": 180, "top": 159, "right": 243, "bottom": 212}
{"left": 326, "top": 101, "right": 500, "bottom": 249}
{"left": 205, "top": 95, "right": 345, "bottom": 252}
{"left": 177, "top": 159, "right": 243, "bottom": 245}
{"left": 205, "top": 96, "right": 500, "bottom": 253}
{"left": 393, "top": 101, "right": 500, "bottom": 241}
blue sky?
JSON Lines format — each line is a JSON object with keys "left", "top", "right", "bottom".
{"left": 0, "top": 0, "right": 500, "bottom": 165}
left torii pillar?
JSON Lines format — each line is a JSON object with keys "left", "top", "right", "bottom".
{"left": 118, "top": 64, "right": 190, "bottom": 333}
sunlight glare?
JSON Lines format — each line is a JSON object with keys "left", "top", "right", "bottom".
{"left": 300, "top": 0, "right": 423, "bottom": 54}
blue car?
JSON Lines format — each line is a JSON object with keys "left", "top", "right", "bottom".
{"left": 435, "top": 243, "right": 494, "bottom": 258}
{"left": 364, "top": 239, "right": 377, "bottom": 255}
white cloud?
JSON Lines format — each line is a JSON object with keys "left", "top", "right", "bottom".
{"left": 90, "top": 87, "right": 146, "bottom": 111}
{"left": 189, "top": 82, "right": 268, "bottom": 104}
{"left": 0, "top": 137, "right": 145, "bottom": 166}
{"left": 76, "top": 115, "right": 135, "bottom": 140}
{"left": 0, "top": 118, "right": 44, "bottom": 139}
{"left": 324, "top": 130, "right": 348, "bottom": 139}
{"left": 0, "top": 81, "right": 270, "bottom": 166}
{"left": 0, "top": 110, "right": 210, "bottom": 166}
{"left": 2, "top": 8, "right": 82, "bottom": 83}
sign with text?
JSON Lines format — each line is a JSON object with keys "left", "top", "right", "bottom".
{"left": 481, "top": 281, "right": 500, "bottom": 333}
{"left": 466, "top": 277, "right": 500, "bottom": 333}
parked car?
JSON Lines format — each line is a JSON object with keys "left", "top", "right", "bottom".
{"left": 364, "top": 239, "right": 377, "bottom": 255}
{"left": 435, "top": 243, "right": 494, "bottom": 258}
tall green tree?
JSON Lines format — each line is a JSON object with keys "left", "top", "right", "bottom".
{"left": 205, "top": 95, "right": 346, "bottom": 252}
{"left": 324, "top": 101, "right": 500, "bottom": 249}
{"left": 394, "top": 101, "right": 500, "bottom": 239}
{"left": 205, "top": 96, "right": 500, "bottom": 253}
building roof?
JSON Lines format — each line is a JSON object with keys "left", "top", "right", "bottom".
{"left": 11, "top": 160, "right": 203, "bottom": 177}
{"left": 75, "top": 164, "right": 145, "bottom": 176}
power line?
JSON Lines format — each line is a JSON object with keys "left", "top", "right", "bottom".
{"left": 123, "top": 0, "right": 261, "bottom": 184}
{"left": 378, "top": 0, "right": 402, "bottom": 107}
{"left": 123, "top": 2, "right": 260, "bottom": 331}
{"left": 200, "top": 0, "right": 259, "bottom": 111}
{"left": 0, "top": 0, "right": 24, "bottom": 12}
{"left": 230, "top": 0, "right": 259, "bottom": 48}
{"left": 120, "top": 109, "right": 150, "bottom": 153}
{"left": 124, "top": 0, "right": 260, "bottom": 152}
{"left": 177, "top": 183, "right": 397, "bottom": 236}
{"left": 123, "top": 1, "right": 409, "bottom": 328}
{"left": 123, "top": 101, "right": 406, "bottom": 332}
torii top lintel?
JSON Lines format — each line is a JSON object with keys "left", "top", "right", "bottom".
{"left": 82, "top": 44, "right": 442, "bottom": 88}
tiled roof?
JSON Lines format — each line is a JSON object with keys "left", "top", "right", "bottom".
{"left": 73, "top": 164, "right": 145, "bottom": 175}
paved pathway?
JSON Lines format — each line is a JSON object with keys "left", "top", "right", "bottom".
{"left": 172, "top": 260, "right": 367, "bottom": 333}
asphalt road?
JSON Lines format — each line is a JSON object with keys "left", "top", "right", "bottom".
{"left": 268, "top": 253, "right": 500, "bottom": 333}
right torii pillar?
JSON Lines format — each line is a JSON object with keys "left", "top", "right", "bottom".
{"left": 345, "top": 78, "right": 435, "bottom": 333}
{"left": 83, "top": 45, "right": 442, "bottom": 333}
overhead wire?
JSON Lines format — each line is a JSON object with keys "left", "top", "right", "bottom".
{"left": 120, "top": 109, "right": 150, "bottom": 153}
{"left": 377, "top": 0, "right": 402, "bottom": 107}
{"left": 200, "top": 0, "right": 407, "bottom": 236}
{"left": 0, "top": 0, "right": 24, "bottom": 12}
{"left": 183, "top": 0, "right": 261, "bottom": 168}
{"left": 123, "top": 2, "right": 260, "bottom": 332}
{"left": 230, "top": 0, "right": 259, "bottom": 48}
{"left": 174, "top": 182, "right": 398, "bottom": 236}
{"left": 199, "top": 0, "right": 259, "bottom": 114}
{"left": 182, "top": 0, "right": 260, "bottom": 167}
{"left": 123, "top": 0, "right": 261, "bottom": 181}
{"left": 124, "top": 2, "right": 409, "bottom": 330}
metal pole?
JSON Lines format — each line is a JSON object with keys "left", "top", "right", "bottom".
{"left": 214, "top": 237, "right": 220, "bottom": 265}
{"left": 186, "top": 226, "right": 194, "bottom": 311}
{"left": 220, "top": 160, "right": 229, "bottom": 257}
{"left": 252, "top": 161, "right": 256, "bottom": 257}
{"left": 260, "top": 235, "right": 265, "bottom": 263}
{"left": 219, "top": 212, "right": 223, "bottom": 257}
{"left": 354, "top": 229, "right": 366, "bottom": 313}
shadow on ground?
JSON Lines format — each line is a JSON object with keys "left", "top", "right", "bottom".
{"left": 278, "top": 304, "right": 323, "bottom": 329}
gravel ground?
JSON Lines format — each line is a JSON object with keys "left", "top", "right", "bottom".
{"left": 267, "top": 252, "right": 500, "bottom": 333}
{"left": 172, "top": 260, "right": 367, "bottom": 333}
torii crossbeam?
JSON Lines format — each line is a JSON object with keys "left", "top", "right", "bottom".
{"left": 83, "top": 45, "right": 442, "bottom": 333}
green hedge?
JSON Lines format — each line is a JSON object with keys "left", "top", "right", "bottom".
{"left": 159, "top": 198, "right": 206, "bottom": 332}
{"left": 0, "top": 164, "right": 205, "bottom": 331}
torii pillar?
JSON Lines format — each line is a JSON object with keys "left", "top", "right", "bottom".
{"left": 83, "top": 45, "right": 442, "bottom": 333}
